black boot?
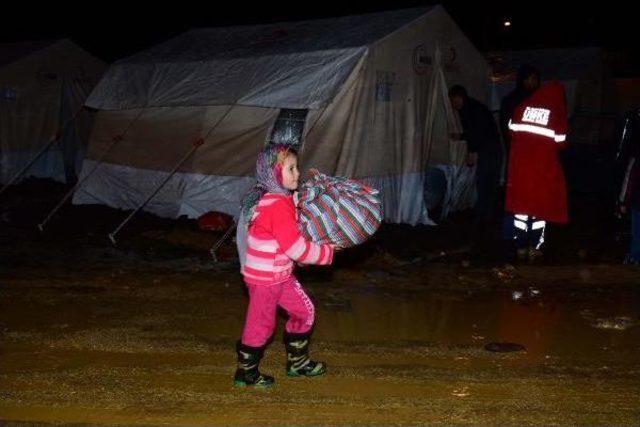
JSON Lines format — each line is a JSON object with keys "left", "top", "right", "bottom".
{"left": 284, "top": 332, "right": 326, "bottom": 377}
{"left": 233, "top": 341, "right": 275, "bottom": 388}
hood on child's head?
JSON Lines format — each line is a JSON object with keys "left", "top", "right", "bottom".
{"left": 255, "top": 144, "right": 297, "bottom": 193}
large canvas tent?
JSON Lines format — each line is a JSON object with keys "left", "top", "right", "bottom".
{"left": 0, "top": 39, "right": 106, "bottom": 184}
{"left": 74, "top": 6, "right": 491, "bottom": 225}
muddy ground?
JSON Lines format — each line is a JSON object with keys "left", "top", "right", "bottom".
{"left": 1, "top": 179, "right": 639, "bottom": 425}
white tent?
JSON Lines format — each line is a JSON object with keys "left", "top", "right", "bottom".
{"left": 0, "top": 39, "right": 106, "bottom": 184}
{"left": 74, "top": 6, "right": 491, "bottom": 225}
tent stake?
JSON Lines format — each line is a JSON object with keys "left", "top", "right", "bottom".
{"left": 209, "top": 222, "right": 237, "bottom": 262}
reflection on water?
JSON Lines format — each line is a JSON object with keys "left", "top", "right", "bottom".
{"left": 309, "top": 286, "right": 640, "bottom": 364}
{"left": 497, "top": 291, "right": 560, "bottom": 363}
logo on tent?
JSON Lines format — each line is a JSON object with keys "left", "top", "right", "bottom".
{"left": 413, "top": 45, "right": 431, "bottom": 74}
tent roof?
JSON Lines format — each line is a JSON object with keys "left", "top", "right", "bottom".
{"left": 0, "top": 40, "right": 59, "bottom": 67}
{"left": 121, "top": 7, "right": 433, "bottom": 63}
{"left": 86, "top": 7, "right": 438, "bottom": 110}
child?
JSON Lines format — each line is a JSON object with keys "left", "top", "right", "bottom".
{"left": 234, "top": 144, "right": 335, "bottom": 388}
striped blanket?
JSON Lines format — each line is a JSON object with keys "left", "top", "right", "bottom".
{"left": 295, "top": 171, "right": 383, "bottom": 248}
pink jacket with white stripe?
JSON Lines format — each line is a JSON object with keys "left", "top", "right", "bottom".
{"left": 242, "top": 193, "right": 334, "bottom": 286}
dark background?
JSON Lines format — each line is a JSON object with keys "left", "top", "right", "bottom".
{"left": 1, "top": 1, "right": 637, "bottom": 73}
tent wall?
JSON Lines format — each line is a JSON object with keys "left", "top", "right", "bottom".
{"left": 302, "top": 7, "right": 489, "bottom": 223}
{"left": 73, "top": 106, "right": 280, "bottom": 217}
{"left": 303, "top": 7, "right": 490, "bottom": 178}
{"left": 84, "top": 106, "right": 280, "bottom": 175}
{"left": 74, "top": 159, "right": 256, "bottom": 219}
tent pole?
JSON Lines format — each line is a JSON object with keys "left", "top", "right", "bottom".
{"left": 108, "top": 105, "right": 235, "bottom": 245}
{"left": 37, "top": 109, "right": 145, "bottom": 231}
{"left": 209, "top": 221, "right": 237, "bottom": 263}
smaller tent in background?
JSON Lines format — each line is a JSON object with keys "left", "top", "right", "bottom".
{"left": 0, "top": 39, "right": 106, "bottom": 185}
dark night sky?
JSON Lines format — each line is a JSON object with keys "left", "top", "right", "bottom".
{"left": 1, "top": 1, "right": 636, "bottom": 63}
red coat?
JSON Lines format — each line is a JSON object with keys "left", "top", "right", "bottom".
{"left": 505, "top": 81, "right": 568, "bottom": 223}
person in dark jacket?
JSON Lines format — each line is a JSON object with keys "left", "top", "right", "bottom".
{"left": 449, "top": 85, "right": 503, "bottom": 261}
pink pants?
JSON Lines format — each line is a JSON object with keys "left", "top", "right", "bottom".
{"left": 241, "top": 276, "right": 315, "bottom": 347}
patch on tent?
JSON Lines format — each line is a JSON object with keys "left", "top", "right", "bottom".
{"left": 296, "top": 170, "right": 383, "bottom": 248}
{"left": 376, "top": 71, "right": 395, "bottom": 102}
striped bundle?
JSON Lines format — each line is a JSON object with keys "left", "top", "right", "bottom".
{"left": 295, "top": 171, "right": 383, "bottom": 248}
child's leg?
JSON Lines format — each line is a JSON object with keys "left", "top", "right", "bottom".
{"left": 278, "top": 277, "right": 315, "bottom": 334}
{"left": 235, "top": 283, "right": 282, "bottom": 387}
{"left": 241, "top": 283, "right": 283, "bottom": 347}
{"left": 278, "top": 277, "right": 326, "bottom": 377}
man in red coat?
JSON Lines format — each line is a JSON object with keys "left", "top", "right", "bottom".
{"left": 505, "top": 81, "right": 568, "bottom": 259}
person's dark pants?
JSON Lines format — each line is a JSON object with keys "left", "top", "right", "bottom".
{"left": 471, "top": 155, "right": 501, "bottom": 261}
{"left": 475, "top": 149, "right": 502, "bottom": 218}
{"left": 512, "top": 214, "right": 546, "bottom": 250}
{"left": 627, "top": 208, "right": 640, "bottom": 263}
